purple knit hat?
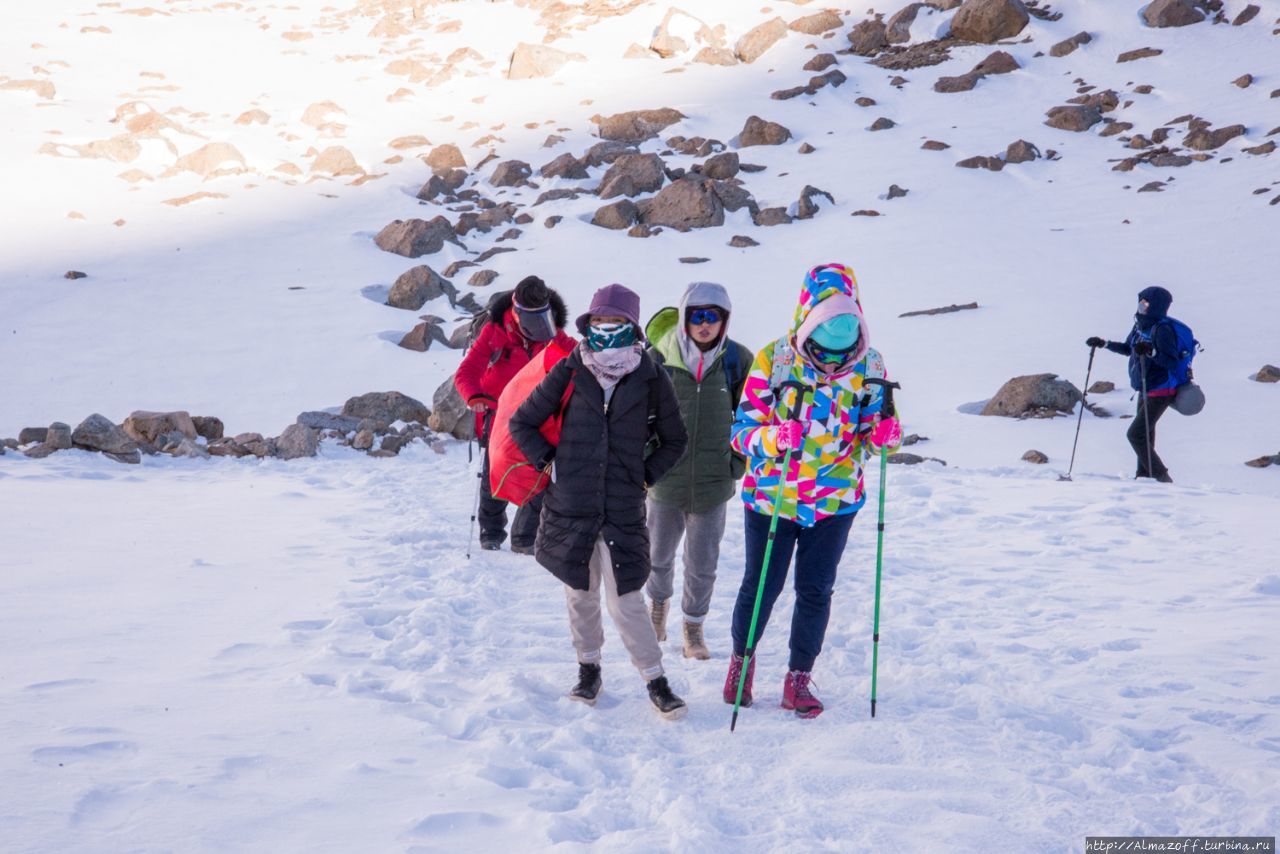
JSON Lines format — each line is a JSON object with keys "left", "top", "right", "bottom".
{"left": 575, "top": 283, "right": 643, "bottom": 338}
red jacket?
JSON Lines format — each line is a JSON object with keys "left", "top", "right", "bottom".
{"left": 454, "top": 290, "right": 572, "bottom": 437}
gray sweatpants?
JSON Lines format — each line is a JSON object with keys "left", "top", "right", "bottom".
{"left": 564, "top": 536, "right": 664, "bottom": 681}
{"left": 645, "top": 498, "right": 727, "bottom": 624}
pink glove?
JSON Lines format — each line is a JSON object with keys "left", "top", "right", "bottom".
{"left": 868, "top": 417, "right": 901, "bottom": 450}
{"left": 775, "top": 420, "right": 805, "bottom": 452}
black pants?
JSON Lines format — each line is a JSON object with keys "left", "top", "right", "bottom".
{"left": 478, "top": 449, "right": 542, "bottom": 546}
{"left": 1127, "top": 394, "right": 1173, "bottom": 481}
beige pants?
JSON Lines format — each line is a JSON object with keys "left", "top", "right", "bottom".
{"left": 564, "top": 536, "right": 664, "bottom": 681}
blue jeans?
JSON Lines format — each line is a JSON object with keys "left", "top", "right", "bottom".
{"left": 731, "top": 508, "right": 856, "bottom": 672}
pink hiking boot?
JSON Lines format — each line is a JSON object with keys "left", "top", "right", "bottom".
{"left": 723, "top": 653, "right": 756, "bottom": 707}
{"left": 781, "top": 670, "right": 824, "bottom": 718}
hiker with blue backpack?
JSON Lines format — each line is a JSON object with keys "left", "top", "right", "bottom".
{"left": 643, "top": 283, "right": 753, "bottom": 660}
{"left": 1087, "top": 285, "right": 1202, "bottom": 484}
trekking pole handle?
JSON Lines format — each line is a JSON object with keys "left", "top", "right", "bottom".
{"left": 863, "top": 378, "right": 901, "bottom": 419}
{"left": 777, "top": 379, "right": 809, "bottom": 421}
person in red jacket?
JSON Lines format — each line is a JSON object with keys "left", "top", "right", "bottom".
{"left": 455, "top": 276, "right": 573, "bottom": 552}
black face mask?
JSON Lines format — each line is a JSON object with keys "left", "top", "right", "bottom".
{"left": 514, "top": 303, "right": 556, "bottom": 342}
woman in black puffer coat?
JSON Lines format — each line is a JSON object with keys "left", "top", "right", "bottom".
{"left": 509, "top": 284, "right": 689, "bottom": 719}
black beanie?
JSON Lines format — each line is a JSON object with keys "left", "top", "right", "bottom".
{"left": 513, "top": 275, "right": 549, "bottom": 309}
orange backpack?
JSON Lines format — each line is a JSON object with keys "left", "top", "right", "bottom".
{"left": 487, "top": 339, "right": 575, "bottom": 505}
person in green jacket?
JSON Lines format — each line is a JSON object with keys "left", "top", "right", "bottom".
{"left": 645, "top": 282, "right": 752, "bottom": 659}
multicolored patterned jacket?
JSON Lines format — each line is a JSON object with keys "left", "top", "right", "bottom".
{"left": 730, "top": 264, "right": 901, "bottom": 525}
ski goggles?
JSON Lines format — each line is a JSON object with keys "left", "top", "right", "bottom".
{"left": 687, "top": 307, "right": 723, "bottom": 326}
{"left": 803, "top": 336, "right": 859, "bottom": 368}
{"left": 586, "top": 321, "right": 636, "bottom": 351}
{"left": 513, "top": 299, "right": 556, "bottom": 342}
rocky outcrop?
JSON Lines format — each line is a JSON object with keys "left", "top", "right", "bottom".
{"left": 374, "top": 218, "right": 459, "bottom": 258}
{"left": 593, "top": 109, "right": 685, "bottom": 143}
{"left": 427, "top": 375, "right": 473, "bottom": 440}
{"left": 981, "top": 374, "right": 1081, "bottom": 417}
{"left": 387, "top": 265, "right": 454, "bottom": 311}
{"left": 1142, "top": 0, "right": 1205, "bottom": 28}
{"left": 639, "top": 178, "right": 725, "bottom": 230}
{"left": 71, "top": 414, "right": 139, "bottom": 454}
{"left": 276, "top": 423, "right": 320, "bottom": 460}
{"left": 1045, "top": 105, "right": 1103, "bottom": 132}
{"left": 597, "top": 153, "right": 666, "bottom": 198}
{"left": 592, "top": 199, "right": 639, "bottom": 229}
{"left": 340, "top": 392, "right": 430, "bottom": 427}
{"left": 738, "top": 115, "right": 793, "bottom": 147}
{"left": 123, "top": 411, "right": 197, "bottom": 445}
{"left": 949, "top": 0, "right": 1030, "bottom": 43}
{"left": 847, "top": 19, "right": 888, "bottom": 56}
{"left": 934, "top": 50, "right": 1018, "bottom": 93}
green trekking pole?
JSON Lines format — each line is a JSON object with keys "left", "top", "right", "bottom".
{"left": 730, "top": 380, "right": 808, "bottom": 732}
{"left": 863, "top": 378, "right": 900, "bottom": 719}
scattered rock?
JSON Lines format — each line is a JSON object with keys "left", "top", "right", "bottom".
{"left": 736, "top": 17, "right": 788, "bottom": 64}
{"left": 1021, "top": 449, "right": 1048, "bottom": 464}
{"left": 693, "top": 47, "right": 739, "bottom": 66}
{"left": 352, "top": 429, "right": 374, "bottom": 451}
{"left": 851, "top": 209, "right": 882, "bottom": 217}
{"left": 539, "top": 152, "right": 589, "bottom": 180}
{"left": 791, "top": 11, "right": 843, "bottom": 35}
{"left": 869, "top": 117, "right": 897, "bottom": 131}
{"left": 1232, "top": 73, "right": 1254, "bottom": 89}
{"left": 700, "top": 151, "right": 740, "bottom": 180}
{"left": 64, "top": 270, "right": 87, "bottom": 280}
{"left": 949, "top": 0, "right": 1030, "bottom": 43}
{"left": 341, "top": 392, "right": 430, "bottom": 426}
{"left": 23, "top": 442, "right": 59, "bottom": 459}
{"left": 679, "top": 257, "right": 710, "bottom": 264}
{"left": 729, "top": 235, "right": 759, "bottom": 247}
{"left": 797, "top": 185, "right": 835, "bottom": 219}
{"left": 508, "top": 42, "right": 584, "bottom": 80}
{"left": 956, "top": 155, "right": 1005, "bottom": 171}
{"left": 628, "top": 223, "right": 656, "bottom": 238}
{"left": 887, "top": 452, "right": 947, "bottom": 466}
{"left": 1184, "top": 124, "right": 1246, "bottom": 150}
{"left": 899, "top": 302, "right": 978, "bottom": 317}
{"left": 1142, "top": 0, "right": 1205, "bottom": 28}
{"left": 469, "top": 270, "right": 498, "bottom": 288}
{"left": 427, "top": 376, "right": 472, "bottom": 440}
{"left": 1088, "top": 381, "right": 1117, "bottom": 394}
{"left": 1005, "top": 139, "right": 1040, "bottom": 163}
{"left": 592, "top": 199, "right": 639, "bottom": 230}
{"left": 593, "top": 109, "right": 685, "bottom": 143}
{"left": 847, "top": 19, "right": 888, "bottom": 56}
{"left": 981, "top": 374, "right": 1081, "bottom": 418}
{"left": 104, "top": 450, "right": 142, "bottom": 465}
{"left": 46, "top": 422, "right": 72, "bottom": 450}
{"left": 1050, "top": 31, "right": 1092, "bottom": 57}
{"left": 922, "top": 140, "right": 951, "bottom": 150}
{"left": 1244, "top": 455, "right": 1278, "bottom": 468}
{"left": 374, "top": 218, "right": 460, "bottom": 258}
{"left": 387, "top": 265, "right": 454, "bottom": 311}
{"left": 1044, "top": 105, "right": 1102, "bottom": 132}
{"left": 1117, "top": 47, "right": 1163, "bottom": 63}
{"left": 296, "top": 412, "right": 362, "bottom": 432}
{"left": 855, "top": 97, "right": 877, "bottom": 107}
{"left": 1101, "top": 122, "right": 1135, "bottom": 138}
{"left": 598, "top": 153, "right": 666, "bottom": 198}
{"left": 276, "top": 424, "right": 319, "bottom": 460}
{"left": 544, "top": 215, "right": 562, "bottom": 229}
{"left": 1254, "top": 364, "right": 1280, "bottom": 383}
{"left": 738, "top": 115, "right": 793, "bottom": 147}
{"left": 426, "top": 144, "right": 466, "bottom": 174}
{"left": 934, "top": 49, "right": 1019, "bottom": 93}
{"left": 640, "top": 178, "right": 725, "bottom": 230}
{"left": 1232, "top": 4, "right": 1260, "bottom": 25}
{"left": 803, "top": 53, "right": 837, "bottom": 72}
{"left": 1244, "top": 141, "right": 1276, "bottom": 155}
{"left": 773, "top": 85, "right": 812, "bottom": 101}
{"left": 490, "top": 160, "right": 532, "bottom": 187}
{"left": 19, "top": 427, "right": 48, "bottom": 445}
{"left": 417, "top": 169, "right": 467, "bottom": 201}
{"left": 710, "top": 181, "right": 758, "bottom": 215}
{"left": 887, "top": 184, "right": 909, "bottom": 199}
{"left": 753, "top": 207, "right": 794, "bottom": 226}
{"left": 123, "top": 411, "right": 196, "bottom": 445}
{"left": 72, "top": 414, "right": 139, "bottom": 454}
{"left": 886, "top": 3, "right": 925, "bottom": 43}
{"left": 798, "top": 142, "right": 816, "bottom": 154}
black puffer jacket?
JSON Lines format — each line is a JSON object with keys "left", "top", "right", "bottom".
{"left": 509, "top": 346, "right": 688, "bottom": 594}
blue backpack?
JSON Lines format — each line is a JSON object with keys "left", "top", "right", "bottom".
{"left": 1136, "top": 317, "right": 1199, "bottom": 392}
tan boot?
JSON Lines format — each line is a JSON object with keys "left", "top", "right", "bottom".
{"left": 682, "top": 620, "right": 710, "bottom": 660}
{"left": 650, "top": 597, "right": 669, "bottom": 642}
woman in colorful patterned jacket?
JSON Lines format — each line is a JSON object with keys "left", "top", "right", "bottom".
{"left": 722, "top": 263, "right": 903, "bottom": 719}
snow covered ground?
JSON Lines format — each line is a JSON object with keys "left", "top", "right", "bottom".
{"left": 2, "top": 0, "right": 1278, "bottom": 850}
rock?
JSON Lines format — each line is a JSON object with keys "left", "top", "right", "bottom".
{"left": 45, "top": 422, "right": 72, "bottom": 450}
{"left": 772, "top": 85, "right": 811, "bottom": 101}
{"left": 934, "top": 50, "right": 1018, "bottom": 93}
{"left": 508, "top": 42, "right": 584, "bottom": 80}
{"left": 1244, "top": 455, "right": 1277, "bottom": 468}
{"left": 1005, "top": 139, "right": 1040, "bottom": 163}
{"left": 1232, "top": 5, "right": 1260, "bottom": 26}
{"left": 352, "top": 429, "right": 374, "bottom": 451}
{"left": 753, "top": 207, "right": 793, "bottom": 226}
{"left": 1255, "top": 364, "right": 1280, "bottom": 383}
{"left": 1021, "top": 449, "right": 1048, "bottom": 464}
{"left": 855, "top": 96, "right": 877, "bottom": 107}
{"left": 423, "top": 377, "right": 468, "bottom": 440}
{"left": 803, "top": 53, "right": 837, "bottom": 72}
{"left": 544, "top": 215, "right": 562, "bottom": 229}
{"left": 1184, "top": 124, "right": 1246, "bottom": 150}
{"left": 417, "top": 169, "right": 467, "bottom": 201}
{"left": 797, "top": 185, "right": 835, "bottom": 219}
{"left": 72, "top": 414, "right": 139, "bottom": 454}
{"left": 582, "top": 141, "right": 638, "bottom": 168}
{"left": 104, "top": 450, "right": 142, "bottom": 465}
{"left": 469, "top": 270, "right": 498, "bottom": 288}
{"left": 18, "top": 427, "right": 47, "bottom": 445}
{"left": 489, "top": 160, "right": 532, "bottom": 187}
{"left": 640, "top": 178, "right": 725, "bottom": 230}
{"left": 799, "top": 142, "right": 816, "bottom": 154}
{"left": 374, "top": 217, "right": 459, "bottom": 258}
{"left": 729, "top": 235, "right": 759, "bottom": 247}
{"left": 1088, "top": 380, "right": 1117, "bottom": 394}
{"left": 23, "top": 442, "right": 58, "bottom": 459}
{"left": 593, "top": 109, "right": 685, "bottom": 143}
{"left": 922, "top": 140, "right": 951, "bottom": 150}
{"left": 387, "top": 265, "right": 453, "bottom": 311}
{"left": 1142, "top": 0, "right": 1204, "bottom": 28}
{"left": 886, "top": 3, "right": 925, "bottom": 43}
{"left": 899, "top": 302, "right": 979, "bottom": 317}
{"left": 123, "top": 411, "right": 197, "bottom": 445}
{"left": 738, "top": 115, "right": 793, "bottom": 147}
{"left": 649, "top": 8, "right": 717, "bottom": 57}
{"left": 399, "top": 319, "right": 449, "bottom": 352}
{"left": 592, "top": 199, "right": 639, "bottom": 229}
{"left": 276, "top": 424, "right": 319, "bottom": 460}
{"left": 736, "top": 17, "right": 788, "bottom": 64}
{"left": 887, "top": 183, "right": 909, "bottom": 199}
{"left": 1102, "top": 122, "right": 1135, "bottom": 138}
{"left": 1138, "top": 181, "right": 1165, "bottom": 193}
{"left": 1050, "top": 31, "right": 1092, "bottom": 57}
{"left": 679, "top": 257, "right": 710, "bottom": 264}
{"left": 1044, "top": 105, "right": 1102, "bottom": 132}
{"left": 956, "top": 155, "right": 1005, "bottom": 171}
{"left": 598, "top": 153, "right": 666, "bottom": 198}
{"left": 1117, "top": 47, "right": 1163, "bottom": 62}
{"left": 693, "top": 46, "right": 739, "bottom": 66}
{"left": 791, "top": 11, "right": 843, "bottom": 35}
{"left": 949, "top": 0, "right": 1030, "bottom": 43}
{"left": 847, "top": 19, "right": 888, "bottom": 56}
{"left": 425, "top": 144, "right": 466, "bottom": 174}
{"left": 710, "top": 181, "right": 758, "bottom": 214}
{"left": 65, "top": 270, "right": 87, "bottom": 280}
{"left": 539, "top": 152, "right": 589, "bottom": 180}
{"left": 297, "top": 411, "right": 362, "bottom": 432}
{"left": 168, "top": 437, "right": 210, "bottom": 459}
{"left": 809, "top": 69, "right": 848, "bottom": 92}
{"left": 700, "top": 151, "right": 740, "bottom": 180}
{"left": 869, "top": 117, "right": 896, "bottom": 131}
{"left": 1, "top": 438, "right": 17, "bottom": 450}
{"left": 341, "top": 392, "right": 430, "bottom": 426}
{"left": 380, "top": 433, "right": 415, "bottom": 454}
{"left": 1244, "top": 141, "right": 1277, "bottom": 155}
{"left": 186, "top": 416, "right": 222, "bottom": 441}
{"left": 980, "top": 374, "right": 1081, "bottom": 417}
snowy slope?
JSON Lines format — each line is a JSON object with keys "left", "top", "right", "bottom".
{"left": 2, "top": 0, "right": 1279, "bottom": 850}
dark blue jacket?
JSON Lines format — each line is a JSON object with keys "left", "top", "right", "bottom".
{"left": 1105, "top": 286, "right": 1179, "bottom": 395}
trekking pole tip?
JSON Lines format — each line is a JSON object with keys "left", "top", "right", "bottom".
{"left": 730, "top": 711, "right": 739, "bottom": 732}
{"left": 871, "top": 699, "right": 876, "bottom": 718}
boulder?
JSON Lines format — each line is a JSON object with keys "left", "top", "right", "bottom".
{"left": 65, "top": 270, "right": 87, "bottom": 280}
{"left": 341, "top": 392, "right": 430, "bottom": 426}
{"left": 192, "top": 416, "right": 224, "bottom": 441}
{"left": 23, "top": 442, "right": 58, "bottom": 459}
{"left": 539, "top": 152, "right": 589, "bottom": 180}
{"left": 387, "top": 265, "right": 454, "bottom": 311}
{"left": 46, "top": 422, "right": 72, "bottom": 450}
{"left": 1050, "top": 31, "right": 1092, "bottom": 57}
{"left": 18, "top": 427, "right": 47, "bottom": 445}
{"left": 1232, "top": 5, "right": 1260, "bottom": 26}
{"left": 1254, "top": 364, "right": 1280, "bottom": 383}
{"left": 847, "top": 19, "right": 888, "bottom": 56}
{"left": 710, "top": 181, "right": 758, "bottom": 215}
{"left": 934, "top": 50, "right": 1019, "bottom": 93}
{"left": 792, "top": 11, "right": 843, "bottom": 34}
{"left": 352, "top": 429, "right": 375, "bottom": 451}
{"left": 1088, "top": 381, "right": 1117, "bottom": 394}
{"left": 1183, "top": 124, "right": 1246, "bottom": 151}
{"left": 597, "top": 153, "right": 666, "bottom": 198}
{"left": 417, "top": 169, "right": 467, "bottom": 201}
{"left": 957, "top": 155, "right": 1005, "bottom": 171}
{"left": 887, "top": 184, "right": 909, "bottom": 199}
{"left": 104, "top": 450, "right": 142, "bottom": 465}
{"left": 297, "top": 412, "right": 362, "bottom": 432}
{"left": 427, "top": 375, "right": 473, "bottom": 440}
{"left": 508, "top": 42, "right": 584, "bottom": 80}
{"left": 123, "top": 411, "right": 197, "bottom": 445}
{"left": 886, "top": 3, "right": 925, "bottom": 43}
{"left": 72, "top": 414, "right": 139, "bottom": 454}
{"left": 949, "top": 0, "right": 1029, "bottom": 43}
{"left": 469, "top": 269, "right": 498, "bottom": 288}
{"left": 738, "top": 115, "right": 793, "bottom": 147}
{"left": 1142, "top": 0, "right": 1205, "bottom": 28}
{"left": 649, "top": 8, "right": 718, "bottom": 57}
{"left": 736, "top": 17, "right": 788, "bottom": 64}
{"left": 804, "top": 53, "right": 837, "bottom": 72}
{"left": 1005, "top": 139, "right": 1040, "bottom": 163}
{"left": 1021, "top": 450, "right": 1049, "bottom": 464}
{"left": 700, "top": 151, "right": 740, "bottom": 180}
{"left": 980, "top": 374, "right": 1081, "bottom": 417}
{"left": 693, "top": 47, "right": 738, "bottom": 66}
{"left": 276, "top": 424, "right": 319, "bottom": 460}
{"left": 869, "top": 117, "right": 897, "bottom": 131}
{"left": 425, "top": 144, "right": 466, "bottom": 174}
{"left": 582, "top": 140, "right": 638, "bottom": 168}
{"left": 593, "top": 109, "right": 685, "bottom": 143}
{"left": 374, "top": 218, "right": 459, "bottom": 258}
{"left": 399, "top": 319, "right": 450, "bottom": 352}
{"left": 1044, "top": 105, "right": 1102, "bottom": 132}
{"left": 729, "top": 235, "right": 759, "bottom": 247}
{"left": 797, "top": 185, "right": 835, "bottom": 219}
{"left": 1117, "top": 47, "right": 1163, "bottom": 62}
{"left": 592, "top": 199, "right": 639, "bottom": 230}
{"left": 922, "top": 140, "right": 951, "bottom": 150}
{"left": 490, "top": 159, "right": 532, "bottom": 187}
{"left": 640, "top": 178, "right": 726, "bottom": 230}
{"left": 169, "top": 437, "right": 210, "bottom": 459}
{"left": 753, "top": 207, "right": 794, "bottom": 226}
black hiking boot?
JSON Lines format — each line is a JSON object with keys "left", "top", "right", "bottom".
{"left": 569, "top": 663, "right": 602, "bottom": 706}
{"left": 646, "top": 676, "right": 687, "bottom": 720}
{"left": 480, "top": 538, "right": 503, "bottom": 551}
{"left": 510, "top": 542, "right": 535, "bottom": 555}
